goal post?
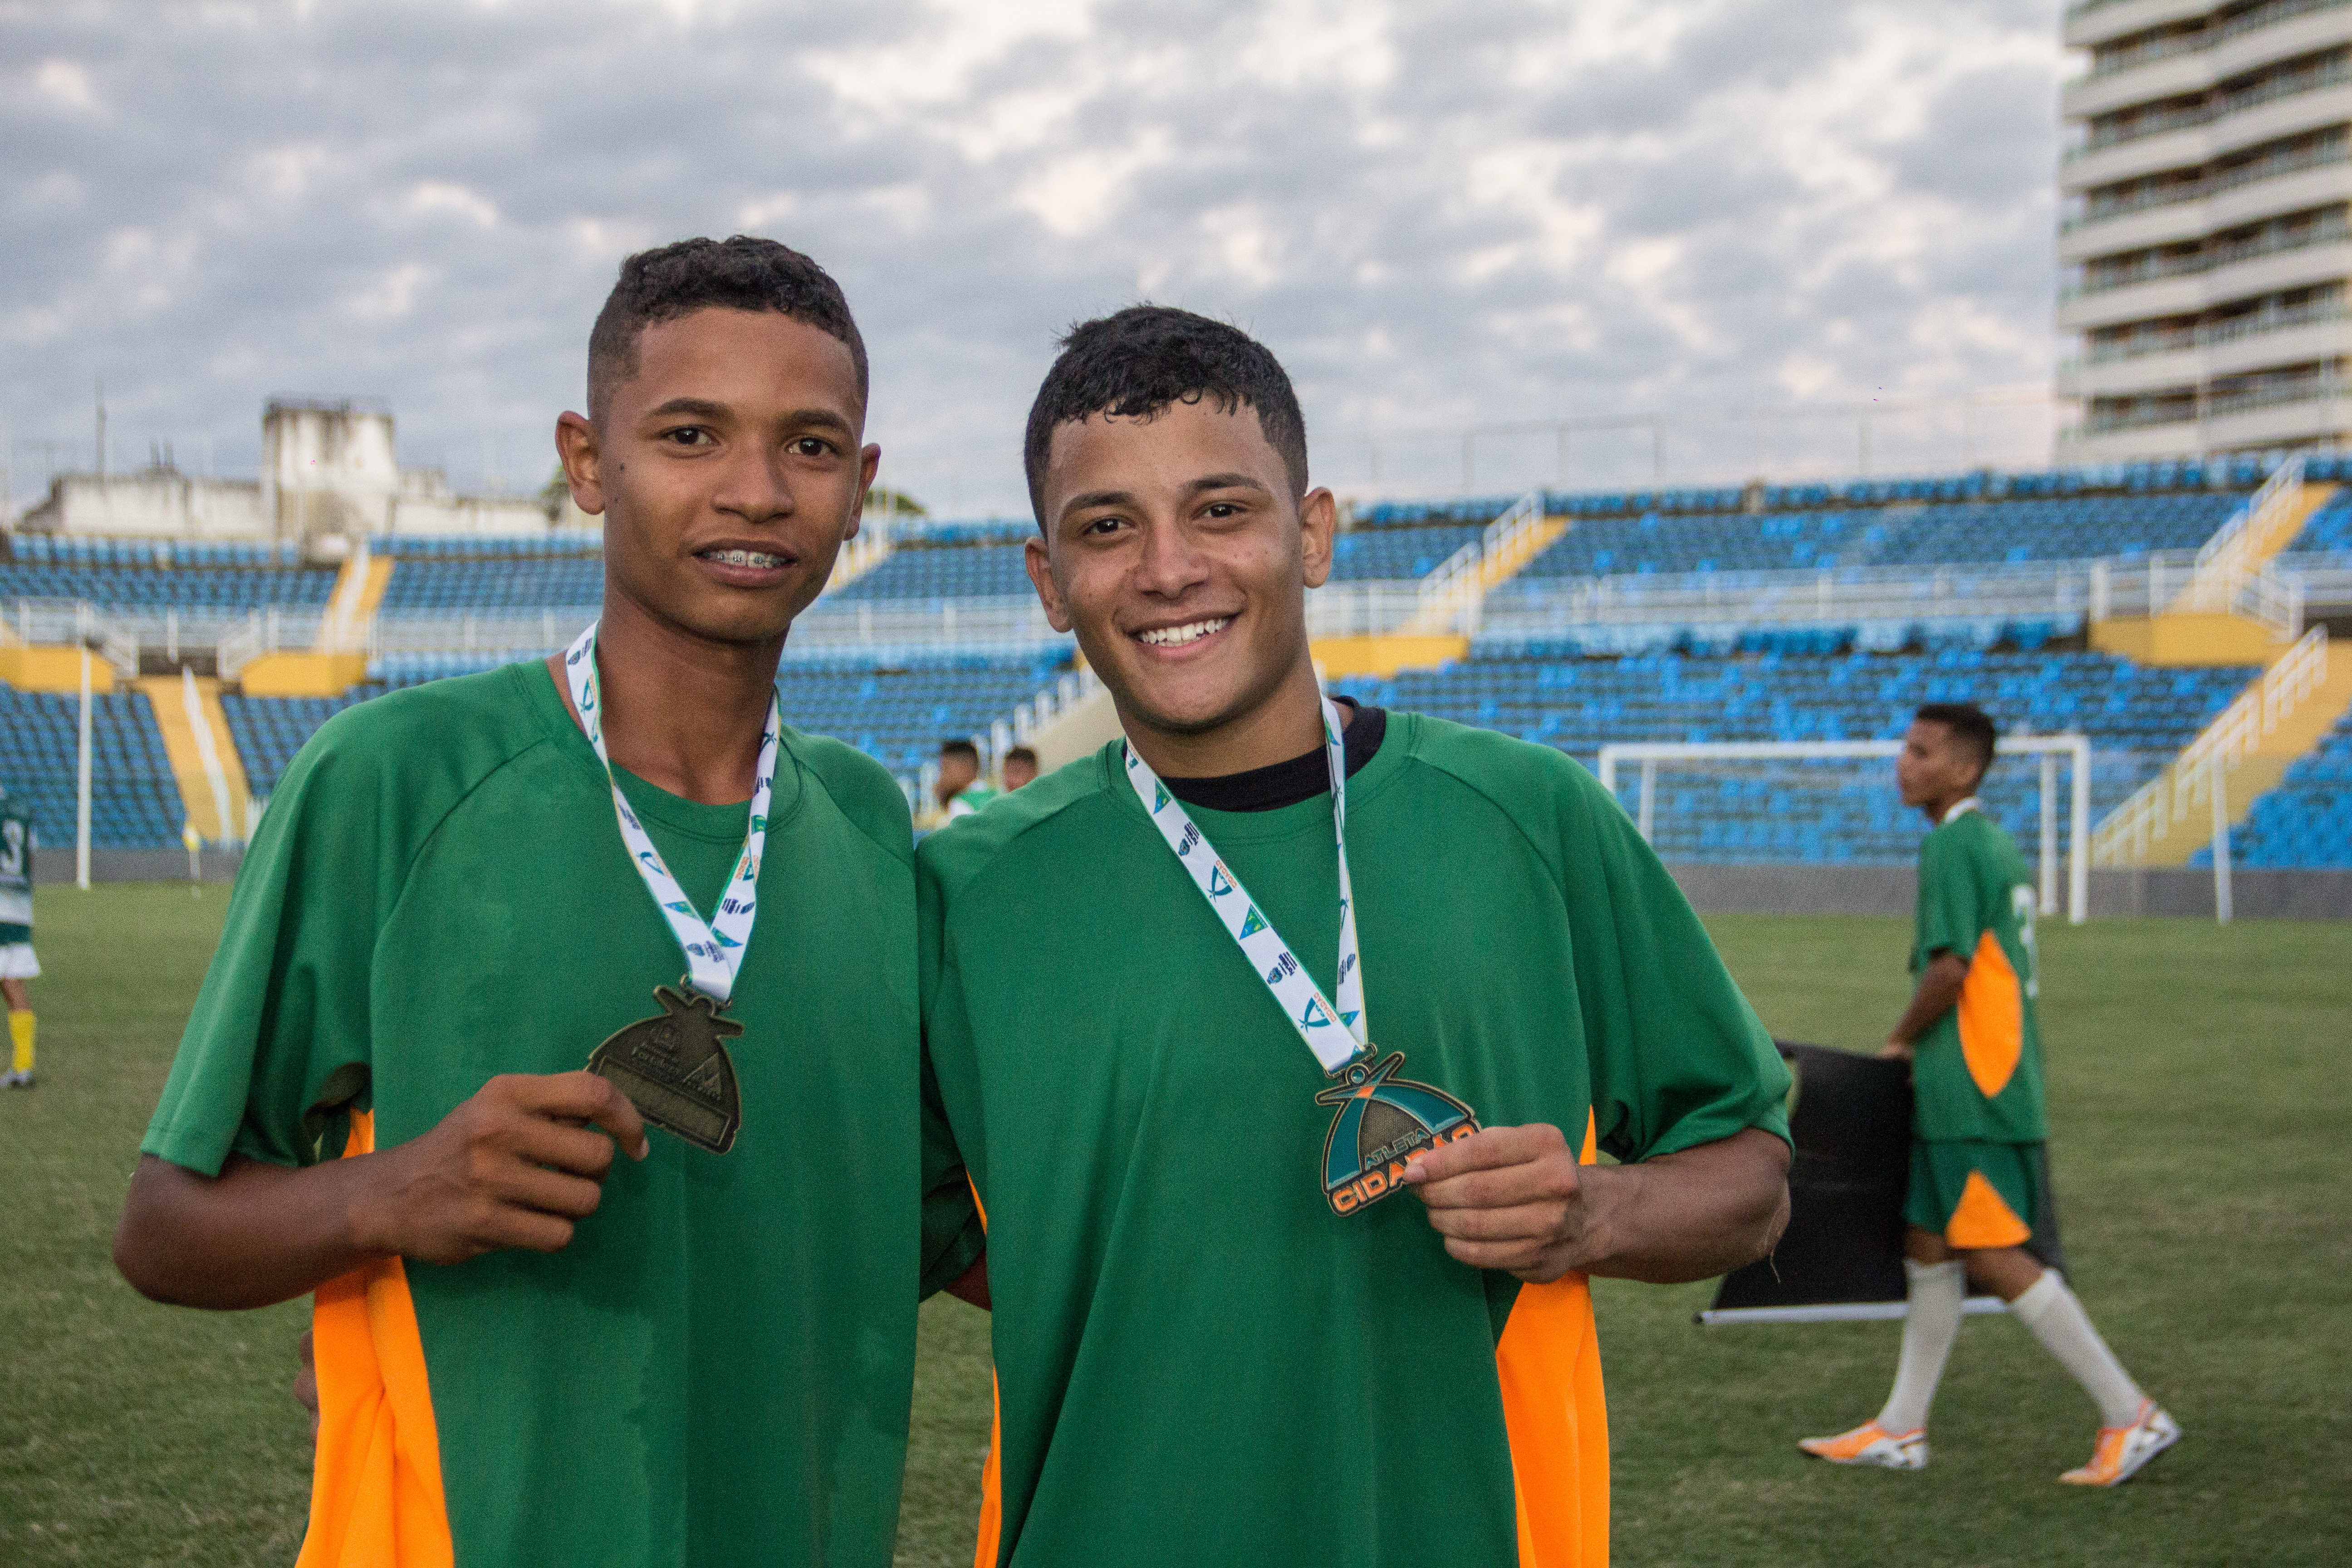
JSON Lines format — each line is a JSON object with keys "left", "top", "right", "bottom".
{"left": 1594, "top": 735, "right": 2093, "bottom": 924}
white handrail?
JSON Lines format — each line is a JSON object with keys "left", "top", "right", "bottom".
{"left": 2091, "top": 624, "right": 2330, "bottom": 866}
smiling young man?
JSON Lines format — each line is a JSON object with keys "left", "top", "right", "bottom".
{"left": 116, "top": 237, "right": 950, "bottom": 1567}
{"left": 1800, "top": 704, "right": 2176, "bottom": 1486}
{"left": 916, "top": 306, "right": 1793, "bottom": 1567}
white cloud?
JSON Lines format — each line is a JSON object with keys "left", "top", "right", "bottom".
{"left": 0, "top": 0, "right": 2069, "bottom": 511}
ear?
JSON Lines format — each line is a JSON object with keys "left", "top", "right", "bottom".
{"left": 1024, "top": 533, "right": 1073, "bottom": 634}
{"left": 554, "top": 412, "right": 606, "bottom": 517}
{"left": 1298, "top": 487, "right": 1338, "bottom": 590}
{"left": 848, "top": 444, "right": 882, "bottom": 543}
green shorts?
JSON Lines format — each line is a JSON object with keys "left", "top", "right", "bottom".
{"left": 1905, "top": 1140, "right": 2042, "bottom": 1250}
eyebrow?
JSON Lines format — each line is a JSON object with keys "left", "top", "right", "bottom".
{"left": 1056, "top": 472, "right": 1272, "bottom": 527}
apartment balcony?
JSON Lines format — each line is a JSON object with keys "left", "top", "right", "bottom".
{"left": 2065, "top": 0, "right": 2211, "bottom": 52}
{"left": 2062, "top": 70, "right": 2352, "bottom": 193}
{"left": 2060, "top": 308, "right": 2352, "bottom": 395}
{"left": 2058, "top": 233, "right": 2352, "bottom": 329}
{"left": 2062, "top": 373, "right": 2352, "bottom": 460}
{"left": 2063, "top": 1, "right": 2352, "bottom": 121}
{"left": 2060, "top": 147, "right": 2352, "bottom": 265}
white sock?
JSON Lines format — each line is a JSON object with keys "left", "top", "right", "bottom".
{"left": 1877, "top": 1259, "right": 1966, "bottom": 1435}
{"left": 2011, "top": 1271, "right": 2146, "bottom": 1427}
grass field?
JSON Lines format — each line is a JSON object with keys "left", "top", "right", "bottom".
{"left": 2, "top": 886, "right": 2347, "bottom": 1566}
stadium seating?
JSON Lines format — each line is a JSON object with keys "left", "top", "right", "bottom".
{"left": 379, "top": 558, "right": 603, "bottom": 612}
{"left": 0, "top": 562, "right": 335, "bottom": 609}
{"left": 829, "top": 544, "right": 1033, "bottom": 601}
{"left": 1328, "top": 524, "right": 1482, "bottom": 581}
{"left": 1332, "top": 649, "right": 2251, "bottom": 866}
{"left": 220, "top": 692, "right": 371, "bottom": 796}
{"left": 2203, "top": 710, "right": 2352, "bottom": 870}
{"left": 0, "top": 684, "right": 186, "bottom": 849}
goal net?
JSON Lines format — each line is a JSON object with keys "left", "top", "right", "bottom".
{"left": 1593, "top": 737, "right": 2092, "bottom": 923}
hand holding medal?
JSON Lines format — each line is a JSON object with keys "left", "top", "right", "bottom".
{"left": 1123, "top": 694, "right": 1480, "bottom": 1217}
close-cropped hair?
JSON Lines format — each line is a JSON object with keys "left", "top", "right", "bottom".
{"left": 1022, "top": 305, "right": 1309, "bottom": 526}
{"left": 586, "top": 235, "right": 867, "bottom": 424}
{"left": 1915, "top": 701, "right": 1998, "bottom": 777}
{"left": 940, "top": 739, "right": 980, "bottom": 763}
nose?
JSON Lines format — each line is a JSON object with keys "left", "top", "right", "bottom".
{"left": 712, "top": 441, "right": 796, "bottom": 526}
{"left": 1131, "top": 514, "right": 1210, "bottom": 599}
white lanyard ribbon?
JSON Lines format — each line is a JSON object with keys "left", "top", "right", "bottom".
{"left": 1122, "top": 696, "right": 1367, "bottom": 1073}
{"left": 562, "top": 622, "right": 778, "bottom": 1005}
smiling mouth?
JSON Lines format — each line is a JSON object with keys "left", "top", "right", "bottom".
{"left": 697, "top": 547, "right": 792, "bottom": 569}
{"left": 1135, "top": 617, "right": 1232, "bottom": 648}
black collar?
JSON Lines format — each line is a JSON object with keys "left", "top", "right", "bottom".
{"left": 1159, "top": 700, "right": 1388, "bottom": 813}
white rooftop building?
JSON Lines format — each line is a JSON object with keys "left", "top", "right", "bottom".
{"left": 16, "top": 397, "right": 561, "bottom": 552}
{"left": 2057, "top": 0, "right": 2352, "bottom": 461}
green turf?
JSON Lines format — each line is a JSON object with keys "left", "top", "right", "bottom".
{"left": 2, "top": 891, "right": 2345, "bottom": 1564}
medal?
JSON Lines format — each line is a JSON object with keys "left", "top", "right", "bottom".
{"left": 588, "top": 980, "right": 745, "bottom": 1154}
{"left": 562, "top": 622, "right": 779, "bottom": 1155}
{"left": 1122, "top": 695, "right": 1480, "bottom": 1216}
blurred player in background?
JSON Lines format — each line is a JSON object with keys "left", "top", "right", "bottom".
{"left": 918, "top": 306, "right": 1792, "bottom": 1567}
{"left": 1800, "top": 702, "right": 2177, "bottom": 1486}
{"left": 1000, "top": 745, "right": 1039, "bottom": 790}
{"left": 0, "top": 784, "right": 36, "bottom": 1089}
{"left": 931, "top": 737, "right": 996, "bottom": 823}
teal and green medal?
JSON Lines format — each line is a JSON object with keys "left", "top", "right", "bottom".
{"left": 563, "top": 622, "right": 778, "bottom": 1155}
{"left": 1122, "top": 696, "right": 1479, "bottom": 1215}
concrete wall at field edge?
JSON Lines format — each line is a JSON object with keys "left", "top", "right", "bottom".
{"left": 34, "top": 848, "right": 245, "bottom": 886}
{"left": 1666, "top": 864, "right": 2352, "bottom": 921}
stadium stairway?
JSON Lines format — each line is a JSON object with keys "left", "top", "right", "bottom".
{"left": 1317, "top": 493, "right": 1568, "bottom": 679}
{"left": 2092, "top": 626, "right": 2352, "bottom": 868}
{"left": 239, "top": 542, "right": 389, "bottom": 696}
{"left": 2092, "top": 469, "right": 2338, "bottom": 668}
{"left": 136, "top": 669, "right": 254, "bottom": 842}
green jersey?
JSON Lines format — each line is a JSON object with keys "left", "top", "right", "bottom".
{"left": 919, "top": 713, "right": 1789, "bottom": 1568}
{"left": 143, "top": 661, "right": 929, "bottom": 1568}
{"left": 1909, "top": 801, "right": 2046, "bottom": 1143}
{"left": 0, "top": 788, "right": 33, "bottom": 932}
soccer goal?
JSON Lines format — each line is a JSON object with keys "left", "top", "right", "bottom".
{"left": 1593, "top": 736, "right": 2093, "bottom": 924}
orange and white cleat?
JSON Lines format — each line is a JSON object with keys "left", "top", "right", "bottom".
{"left": 1798, "top": 1420, "right": 1928, "bottom": 1471}
{"left": 2060, "top": 1400, "right": 2180, "bottom": 1487}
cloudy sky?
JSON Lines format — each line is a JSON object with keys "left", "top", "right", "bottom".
{"left": 1, "top": 0, "right": 2069, "bottom": 519}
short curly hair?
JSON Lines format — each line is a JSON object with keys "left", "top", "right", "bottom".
{"left": 586, "top": 235, "right": 867, "bottom": 424}
{"left": 1023, "top": 305, "right": 1308, "bottom": 527}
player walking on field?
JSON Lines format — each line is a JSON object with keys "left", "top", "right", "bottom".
{"left": 0, "top": 784, "right": 38, "bottom": 1089}
{"left": 918, "top": 307, "right": 1794, "bottom": 1568}
{"left": 1800, "top": 702, "right": 2178, "bottom": 1486}
{"left": 114, "top": 236, "right": 968, "bottom": 1567}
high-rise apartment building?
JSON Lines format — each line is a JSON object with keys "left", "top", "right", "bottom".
{"left": 2058, "top": 0, "right": 2352, "bottom": 461}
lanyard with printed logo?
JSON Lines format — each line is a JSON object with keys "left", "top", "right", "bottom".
{"left": 562, "top": 621, "right": 773, "bottom": 1154}
{"left": 1122, "top": 695, "right": 1480, "bottom": 1215}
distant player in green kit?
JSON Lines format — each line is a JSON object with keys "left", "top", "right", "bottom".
{"left": 1800, "top": 702, "right": 2177, "bottom": 1486}
{"left": 917, "top": 306, "right": 1794, "bottom": 1568}
{"left": 114, "top": 236, "right": 954, "bottom": 1566}
{"left": 0, "top": 783, "right": 37, "bottom": 1088}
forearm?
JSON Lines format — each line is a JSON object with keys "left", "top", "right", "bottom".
{"left": 1889, "top": 954, "right": 1966, "bottom": 1047}
{"left": 1580, "top": 1127, "right": 1790, "bottom": 1284}
{"left": 114, "top": 1152, "right": 382, "bottom": 1310}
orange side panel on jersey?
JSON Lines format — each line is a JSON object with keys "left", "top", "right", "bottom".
{"left": 1955, "top": 931, "right": 2024, "bottom": 1100}
{"left": 297, "top": 1110, "right": 453, "bottom": 1568}
{"left": 1494, "top": 1112, "right": 1610, "bottom": 1568}
{"left": 968, "top": 1176, "right": 1005, "bottom": 1568}
{"left": 1945, "top": 1168, "right": 2031, "bottom": 1250}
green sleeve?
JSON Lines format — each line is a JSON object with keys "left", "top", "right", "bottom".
{"left": 140, "top": 724, "right": 385, "bottom": 1176}
{"left": 916, "top": 856, "right": 985, "bottom": 1299}
{"left": 1913, "top": 828, "right": 1983, "bottom": 963}
{"left": 1562, "top": 768, "right": 1792, "bottom": 1163}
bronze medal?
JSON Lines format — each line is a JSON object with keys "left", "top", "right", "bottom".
{"left": 1314, "top": 1050, "right": 1480, "bottom": 1216}
{"left": 588, "top": 979, "right": 744, "bottom": 1155}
